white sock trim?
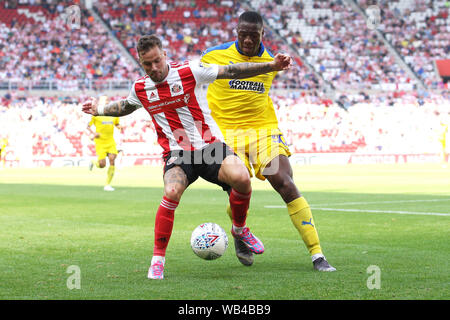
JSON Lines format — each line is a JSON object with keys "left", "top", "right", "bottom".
{"left": 151, "top": 256, "right": 165, "bottom": 265}
{"left": 232, "top": 225, "right": 245, "bottom": 234}
{"left": 311, "top": 253, "right": 325, "bottom": 262}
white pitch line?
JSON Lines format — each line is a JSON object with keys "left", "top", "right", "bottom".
{"left": 311, "top": 207, "right": 450, "bottom": 217}
{"left": 264, "top": 198, "right": 450, "bottom": 209}
{"left": 264, "top": 198, "right": 450, "bottom": 216}
{"left": 264, "top": 205, "right": 449, "bottom": 216}
{"left": 309, "top": 199, "right": 450, "bottom": 206}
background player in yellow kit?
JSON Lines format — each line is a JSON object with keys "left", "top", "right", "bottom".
{"left": 438, "top": 121, "right": 448, "bottom": 166}
{"left": 87, "top": 96, "right": 122, "bottom": 191}
{"left": 0, "top": 135, "right": 8, "bottom": 168}
{"left": 201, "top": 11, "right": 335, "bottom": 271}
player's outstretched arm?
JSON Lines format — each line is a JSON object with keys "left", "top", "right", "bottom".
{"left": 216, "top": 53, "right": 292, "bottom": 80}
{"left": 82, "top": 99, "right": 139, "bottom": 117}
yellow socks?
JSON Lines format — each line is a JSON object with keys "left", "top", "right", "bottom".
{"left": 106, "top": 165, "right": 115, "bottom": 185}
{"left": 226, "top": 196, "right": 322, "bottom": 257}
{"left": 287, "top": 197, "right": 322, "bottom": 256}
{"left": 226, "top": 204, "right": 232, "bottom": 220}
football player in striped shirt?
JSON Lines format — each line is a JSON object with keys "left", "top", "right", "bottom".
{"left": 82, "top": 35, "right": 292, "bottom": 279}
{"left": 201, "top": 11, "right": 335, "bottom": 271}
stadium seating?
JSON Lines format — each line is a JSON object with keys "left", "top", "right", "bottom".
{"left": 0, "top": 0, "right": 448, "bottom": 163}
{"left": 357, "top": 0, "right": 450, "bottom": 89}
{"left": 93, "top": 0, "right": 322, "bottom": 90}
{"left": 249, "top": 0, "right": 418, "bottom": 91}
{"left": 1, "top": 90, "right": 448, "bottom": 161}
{"left": 0, "top": 0, "right": 141, "bottom": 88}
{"left": 2, "top": 0, "right": 447, "bottom": 90}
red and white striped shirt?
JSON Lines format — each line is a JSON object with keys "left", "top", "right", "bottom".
{"left": 127, "top": 60, "right": 224, "bottom": 157}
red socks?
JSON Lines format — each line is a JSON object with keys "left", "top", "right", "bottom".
{"left": 229, "top": 189, "right": 251, "bottom": 227}
{"left": 153, "top": 196, "right": 178, "bottom": 257}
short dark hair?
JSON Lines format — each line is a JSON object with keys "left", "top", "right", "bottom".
{"left": 137, "top": 35, "right": 162, "bottom": 56}
{"left": 238, "top": 11, "right": 263, "bottom": 28}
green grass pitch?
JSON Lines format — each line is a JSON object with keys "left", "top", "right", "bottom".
{"left": 0, "top": 163, "right": 449, "bottom": 300}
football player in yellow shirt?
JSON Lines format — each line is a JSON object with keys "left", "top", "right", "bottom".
{"left": 87, "top": 97, "right": 122, "bottom": 191}
{"left": 201, "top": 11, "right": 335, "bottom": 271}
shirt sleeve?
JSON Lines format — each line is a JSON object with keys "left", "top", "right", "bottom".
{"left": 189, "top": 59, "right": 219, "bottom": 84}
{"left": 126, "top": 82, "right": 144, "bottom": 109}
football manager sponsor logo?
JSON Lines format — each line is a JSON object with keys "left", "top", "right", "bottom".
{"left": 228, "top": 79, "right": 265, "bottom": 93}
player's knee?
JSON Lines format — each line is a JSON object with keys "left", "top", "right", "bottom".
{"left": 269, "top": 174, "right": 299, "bottom": 200}
{"left": 228, "top": 167, "right": 251, "bottom": 193}
{"left": 164, "top": 184, "right": 185, "bottom": 202}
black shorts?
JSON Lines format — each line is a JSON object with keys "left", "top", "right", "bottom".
{"left": 163, "top": 142, "right": 236, "bottom": 191}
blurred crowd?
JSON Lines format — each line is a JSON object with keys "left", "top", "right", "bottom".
{"left": 1, "top": 0, "right": 447, "bottom": 90}
{"left": 358, "top": 0, "right": 450, "bottom": 89}
{"left": 252, "top": 0, "right": 420, "bottom": 91}
{"left": 275, "top": 90, "right": 449, "bottom": 154}
{"left": 0, "top": 0, "right": 449, "bottom": 164}
{"left": 93, "top": 0, "right": 321, "bottom": 89}
{"left": 1, "top": 92, "right": 448, "bottom": 163}
{"left": 0, "top": 94, "right": 163, "bottom": 162}
{"left": 0, "top": 0, "right": 141, "bottom": 85}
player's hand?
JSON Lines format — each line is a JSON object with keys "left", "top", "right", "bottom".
{"left": 82, "top": 98, "right": 98, "bottom": 115}
{"left": 271, "top": 53, "right": 292, "bottom": 71}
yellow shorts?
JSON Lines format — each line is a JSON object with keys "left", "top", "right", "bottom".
{"left": 223, "top": 128, "right": 291, "bottom": 180}
{"left": 95, "top": 140, "right": 117, "bottom": 160}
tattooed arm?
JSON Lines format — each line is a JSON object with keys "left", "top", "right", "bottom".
{"left": 82, "top": 99, "right": 139, "bottom": 117}
{"left": 216, "top": 53, "right": 292, "bottom": 79}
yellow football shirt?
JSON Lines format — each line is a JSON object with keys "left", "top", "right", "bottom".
{"left": 89, "top": 116, "right": 119, "bottom": 143}
{"left": 0, "top": 138, "right": 7, "bottom": 149}
{"left": 439, "top": 123, "right": 448, "bottom": 149}
{"left": 201, "top": 41, "right": 279, "bottom": 130}
{"left": 439, "top": 123, "right": 448, "bottom": 141}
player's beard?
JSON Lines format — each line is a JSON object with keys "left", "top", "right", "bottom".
{"left": 149, "top": 65, "right": 168, "bottom": 83}
{"left": 149, "top": 71, "right": 164, "bottom": 83}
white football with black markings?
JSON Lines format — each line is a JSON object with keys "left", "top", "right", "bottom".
{"left": 190, "top": 222, "right": 228, "bottom": 260}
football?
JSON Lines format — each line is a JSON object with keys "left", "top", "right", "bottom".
{"left": 190, "top": 222, "right": 228, "bottom": 260}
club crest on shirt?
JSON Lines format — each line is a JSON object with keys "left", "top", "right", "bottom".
{"left": 171, "top": 82, "right": 184, "bottom": 96}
